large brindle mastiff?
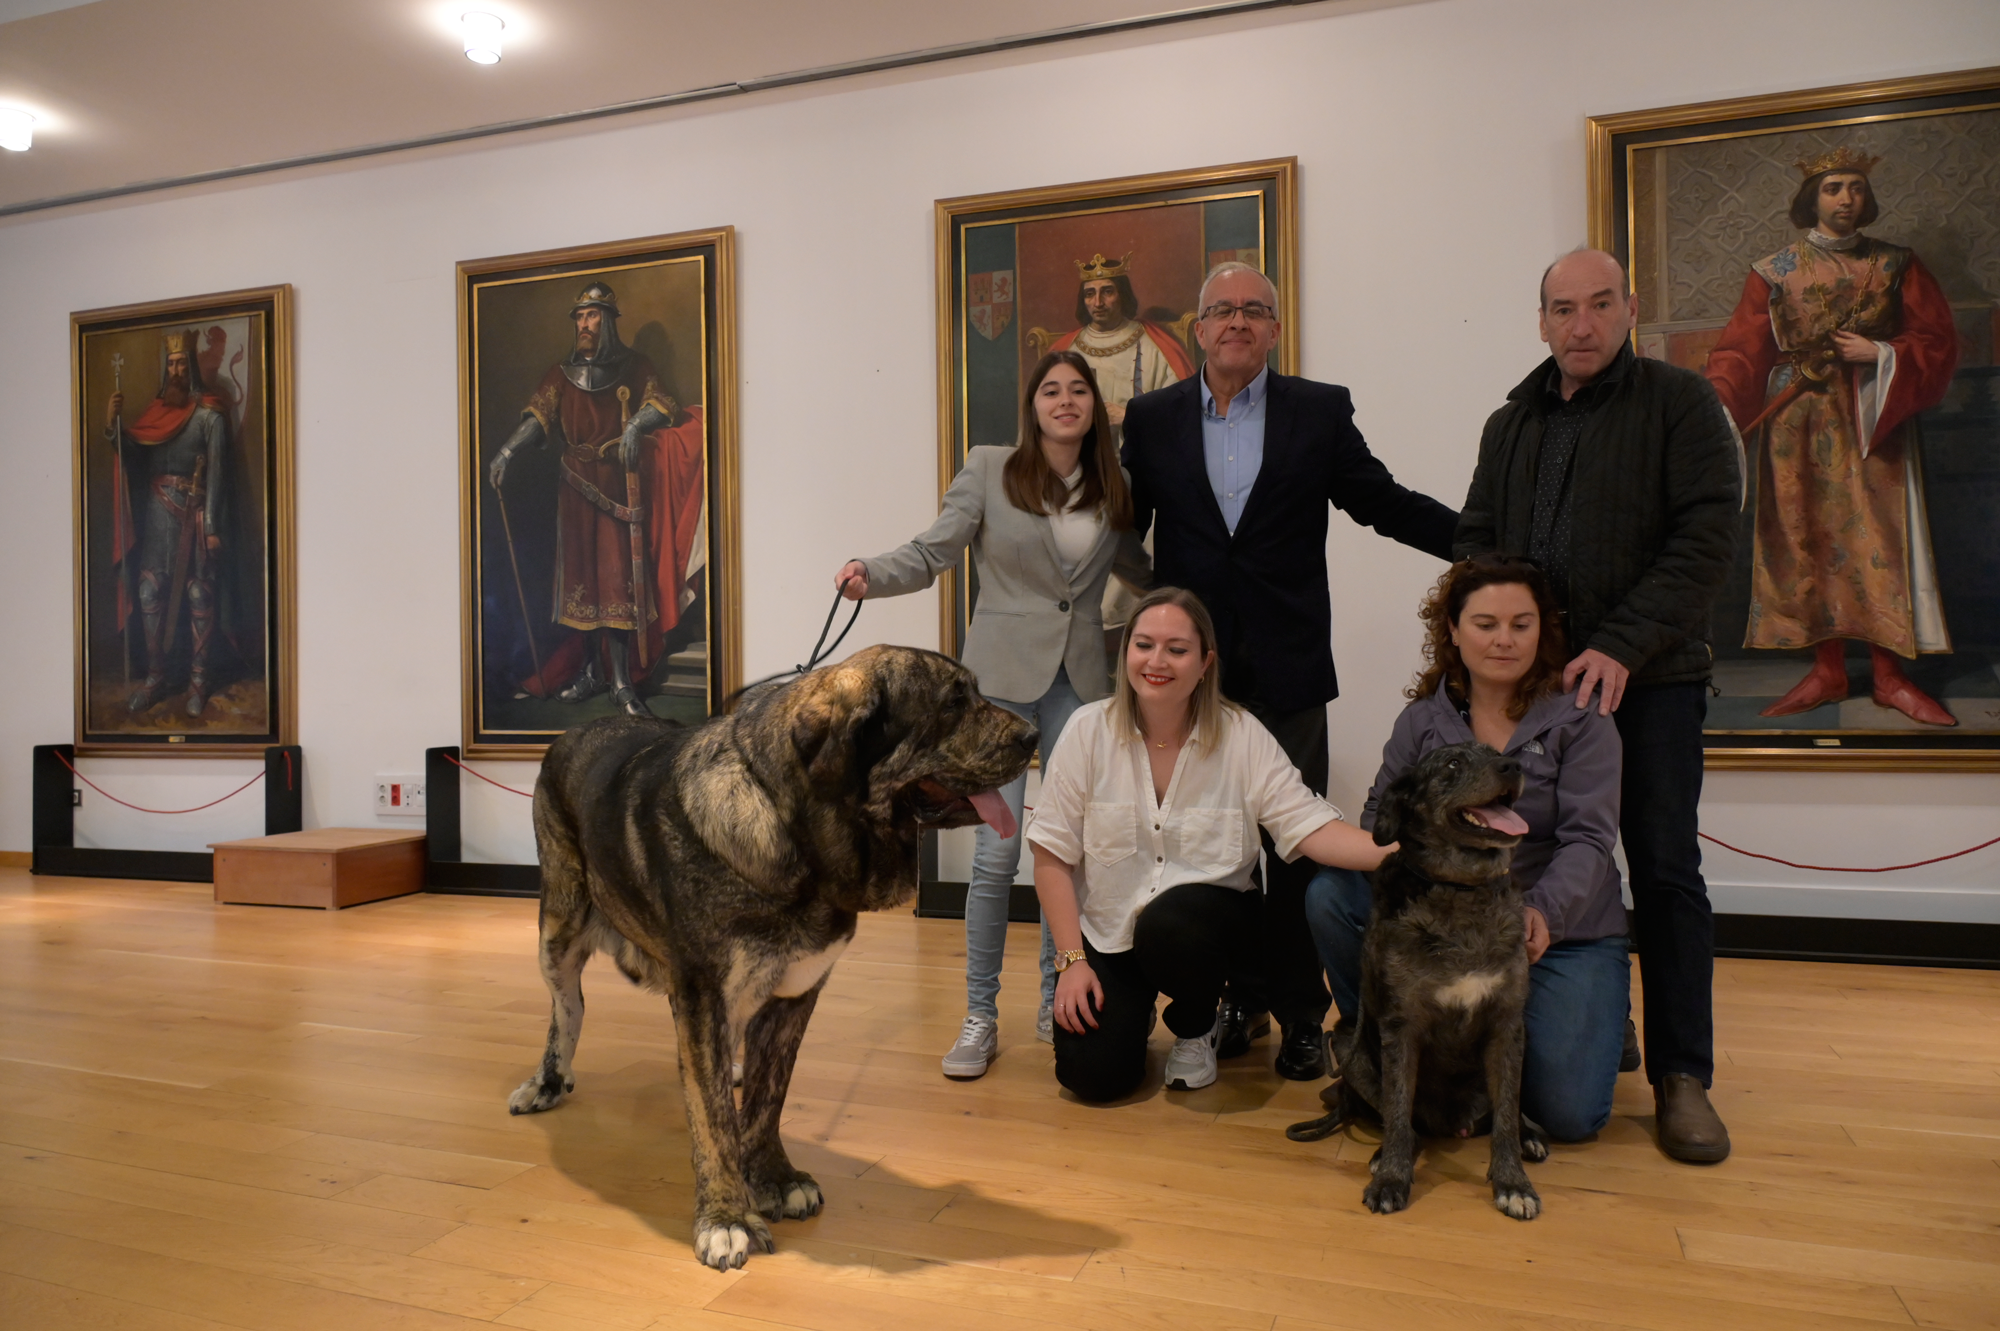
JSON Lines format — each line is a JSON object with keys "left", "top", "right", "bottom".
{"left": 508, "top": 645, "right": 1035, "bottom": 1268}
{"left": 1290, "top": 741, "right": 1549, "bottom": 1220}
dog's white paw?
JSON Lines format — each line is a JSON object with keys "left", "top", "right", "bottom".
{"left": 1492, "top": 1182, "right": 1541, "bottom": 1220}
{"left": 779, "top": 1174, "right": 823, "bottom": 1219}
{"left": 1521, "top": 1133, "right": 1550, "bottom": 1164}
{"left": 693, "top": 1211, "right": 774, "bottom": 1270}
{"left": 748, "top": 1168, "right": 824, "bottom": 1220}
{"left": 507, "top": 1071, "right": 572, "bottom": 1115}
{"left": 1363, "top": 1175, "right": 1410, "bottom": 1215}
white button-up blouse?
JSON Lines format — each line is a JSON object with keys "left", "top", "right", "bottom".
{"left": 1025, "top": 698, "right": 1343, "bottom": 953}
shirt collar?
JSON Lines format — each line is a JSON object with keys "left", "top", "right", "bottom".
{"left": 1539, "top": 342, "right": 1633, "bottom": 413}
{"left": 1202, "top": 365, "right": 1269, "bottom": 417}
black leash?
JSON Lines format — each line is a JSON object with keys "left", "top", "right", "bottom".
{"left": 722, "top": 578, "right": 863, "bottom": 709}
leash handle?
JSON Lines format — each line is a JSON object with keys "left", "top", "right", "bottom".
{"left": 799, "top": 577, "right": 863, "bottom": 675}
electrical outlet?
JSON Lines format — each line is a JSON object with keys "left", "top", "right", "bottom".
{"left": 71, "top": 788, "right": 82, "bottom": 807}
{"left": 374, "top": 775, "right": 426, "bottom": 816}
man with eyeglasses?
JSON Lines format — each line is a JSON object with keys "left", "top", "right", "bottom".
{"left": 1121, "top": 261, "right": 1459, "bottom": 1082}
{"left": 1456, "top": 248, "right": 1739, "bottom": 1163}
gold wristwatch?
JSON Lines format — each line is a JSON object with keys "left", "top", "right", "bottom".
{"left": 1054, "top": 949, "right": 1086, "bottom": 972}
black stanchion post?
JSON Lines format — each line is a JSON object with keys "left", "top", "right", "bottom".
{"left": 263, "top": 745, "right": 303, "bottom": 835}
{"left": 426, "top": 746, "right": 462, "bottom": 866}
{"left": 420, "top": 745, "right": 540, "bottom": 897}
{"left": 29, "top": 742, "right": 211, "bottom": 881}
{"left": 31, "top": 745, "right": 76, "bottom": 873}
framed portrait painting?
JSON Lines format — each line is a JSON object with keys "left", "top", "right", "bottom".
{"left": 458, "top": 228, "right": 740, "bottom": 758}
{"left": 71, "top": 286, "right": 296, "bottom": 756}
{"left": 934, "top": 159, "right": 1298, "bottom": 656}
{"left": 1590, "top": 68, "right": 2000, "bottom": 769}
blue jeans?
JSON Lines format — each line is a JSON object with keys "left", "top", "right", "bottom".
{"left": 1305, "top": 866, "right": 1630, "bottom": 1141}
{"left": 966, "top": 667, "right": 1084, "bottom": 1019}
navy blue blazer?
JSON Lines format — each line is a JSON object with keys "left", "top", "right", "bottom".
{"left": 1122, "top": 371, "right": 1458, "bottom": 713}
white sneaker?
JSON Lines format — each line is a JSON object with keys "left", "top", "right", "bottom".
{"left": 1164, "top": 1009, "right": 1221, "bottom": 1091}
{"left": 1036, "top": 1002, "right": 1054, "bottom": 1044}
{"left": 941, "top": 1014, "right": 1000, "bottom": 1078}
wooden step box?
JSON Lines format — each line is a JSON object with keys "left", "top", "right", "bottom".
{"left": 211, "top": 828, "right": 427, "bottom": 910}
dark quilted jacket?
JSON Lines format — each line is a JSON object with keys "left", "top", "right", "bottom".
{"left": 1453, "top": 346, "right": 1740, "bottom": 686}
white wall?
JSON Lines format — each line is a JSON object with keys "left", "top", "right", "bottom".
{"left": 5, "top": 0, "right": 1997, "bottom": 919}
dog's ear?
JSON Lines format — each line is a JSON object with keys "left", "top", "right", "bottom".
{"left": 791, "top": 670, "right": 887, "bottom": 789}
{"left": 1373, "top": 772, "right": 1416, "bottom": 847}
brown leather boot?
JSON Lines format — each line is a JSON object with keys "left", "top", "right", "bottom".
{"left": 1654, "top": 1073, "right": 1730, "bottom": 1163}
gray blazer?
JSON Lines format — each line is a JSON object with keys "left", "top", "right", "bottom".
{"left": 861, "top": 446, "right": 1150, "bottom": 704}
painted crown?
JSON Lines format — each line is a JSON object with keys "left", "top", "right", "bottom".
{"left": 162, "top": 329, "right": 191, "bottom": 356}
{"left": 1075, "top": 252, "right": 1132, "bottom": 281}
{"left": 1796, "top": 146, "right": 1880, "bottom": 179}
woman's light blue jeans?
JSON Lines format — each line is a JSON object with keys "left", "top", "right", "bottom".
{"left": 1304, "top": 866, "right": 1630, "bottom": 1141}
{"left": 966, "top": 667, "right": 1085, "bottom": 1020}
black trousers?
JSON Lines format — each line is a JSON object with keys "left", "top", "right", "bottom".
{"left": 1614, "top": 681, "right": 1714, "bottom": 1087}
{"left": 1052, "top": 883, "right": 1258, "bottom": 1102}
{"left": 1221, "top": 698, "right": 1332, "bottom": 1030}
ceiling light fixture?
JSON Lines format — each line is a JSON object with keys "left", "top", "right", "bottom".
{"left": 0, "top": 107, "right": 35, "bottom": 152}
{"left": 462, "top": 11, "right": 504, "bottom": 64}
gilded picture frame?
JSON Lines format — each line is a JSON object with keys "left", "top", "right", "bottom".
{"left": 1589, "top": 68, "right": 2000, "bottom": 771}
{"left": 933, "top": 159, "right": 1299, "bottom": 657}
{"left": 457, "top": 228, "right": 741, "bottom": 758}
{"left": 71, "top": 285, "right": 297, "bottom": 756}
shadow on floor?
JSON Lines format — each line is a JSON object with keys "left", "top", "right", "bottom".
{"left": 512, "top": 1055, "right": 1121, "bottom": 1268}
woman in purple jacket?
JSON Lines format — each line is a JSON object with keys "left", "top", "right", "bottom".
{"left": 1305, "top": 553, "right": 1631, "bottom": 1140}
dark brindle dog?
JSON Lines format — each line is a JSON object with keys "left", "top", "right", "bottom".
{"left": 1288, "top": 741, "right": 1548, "bottom": 1220}
{"left": 508, "top": 645, "right": 1035, "bottom": 1269}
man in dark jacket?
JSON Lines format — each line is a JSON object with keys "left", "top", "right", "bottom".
{"left": 1123, "top": 262, "right": 1458, "bottom": 1080}
{"left": 1456, "top": 248, "right": 1740, "bottom": 1162}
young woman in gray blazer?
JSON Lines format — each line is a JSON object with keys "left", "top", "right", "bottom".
{"left": 835, "top": 350, "right": 1150, "bottom": 1079}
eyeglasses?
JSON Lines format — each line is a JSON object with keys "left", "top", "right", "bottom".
{"left": 1198, "top": 301, "right": 1276, "bottom": 324}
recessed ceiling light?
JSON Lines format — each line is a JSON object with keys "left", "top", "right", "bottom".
{"left": 0, "top": 107, "right": 35, "bottom": 152}
{"left": 462, "top": 11, "right": 504, "bottom": 64}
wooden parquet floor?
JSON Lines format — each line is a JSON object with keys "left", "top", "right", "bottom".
{"left": 1, "top": 867, "right": 1997, "bottom": 1331}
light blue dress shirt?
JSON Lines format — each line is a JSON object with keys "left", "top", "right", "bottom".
{"left": 1201, "top": 365, "right": 1269, "bottom": 535}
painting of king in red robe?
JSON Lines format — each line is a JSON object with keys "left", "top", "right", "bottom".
{"left": 1703, "top": 149, "right": 1961, "bottom": 727}
{"left": 460, "top": 231, "right": 740, "bottom": 757}
{"left": 1599, "top": 72, "right": 2000, "bottom": 760}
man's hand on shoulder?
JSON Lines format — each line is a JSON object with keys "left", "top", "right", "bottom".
{"left": 1563, "top": 649, "right": 1630, "bottom": 716}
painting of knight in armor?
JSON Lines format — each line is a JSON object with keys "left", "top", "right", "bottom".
{"left": 935, "top": 160, "right": 1296, "bottom": 655}
{"left": 459, "top": 229, "right": 740, "bottom": 757}
{"left": 1594, "top": 69, "right": 2000, "bottom": 767}
{"left": 71, "top": 287, "right": 295, "bottom": 755}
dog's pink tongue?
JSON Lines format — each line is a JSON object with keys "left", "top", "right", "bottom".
{"left": 1469, "top": 803, "right": 1530, "bottom": 836}
{"left": 969, "top": 789, "right": 1017, "bottom": 840}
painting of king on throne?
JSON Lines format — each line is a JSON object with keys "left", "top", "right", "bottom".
{"left": 1595, "top": 70, "right": 2000, "bottom": 764}
{"left": 459, "top": 230, "right": 740, "bottom": 757}
{"left": 936, "top": 161, "right": 1296, "bottom": 655}
{"left": 71, "top": 287, "right": 295, "bottom": 754}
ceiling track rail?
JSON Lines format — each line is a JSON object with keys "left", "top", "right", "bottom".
{"left": 1, "top": 0, "right": 1327, "bottom": 218}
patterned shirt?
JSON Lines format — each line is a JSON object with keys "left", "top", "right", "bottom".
{"left": 1528, "top": 365, "right": 1615, "bottom": 598}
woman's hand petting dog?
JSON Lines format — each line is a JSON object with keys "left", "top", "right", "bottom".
{"left": 1523, "top": 906, "right": 1550, "bottom": 964}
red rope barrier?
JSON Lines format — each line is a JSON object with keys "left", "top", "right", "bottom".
{"left": 1699, "top": 831, "right": 2000, "bottom": 874}
{"left": 443, "top": 752, "right": 536, "bottom": 798}
{"left": 55, "top": 750, "right": 265, "bottom": 815}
